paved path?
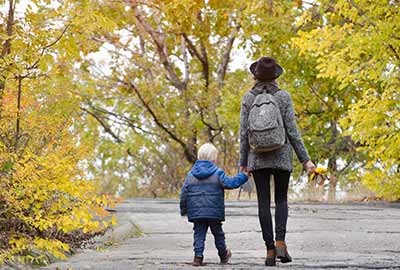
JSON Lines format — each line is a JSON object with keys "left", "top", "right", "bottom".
{"left": 42, "top": 199, "right": 400, "bottom": 269}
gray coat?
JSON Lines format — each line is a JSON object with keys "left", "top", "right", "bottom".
{"left": 239, "top": 82, "right": 310, "bottom": 172}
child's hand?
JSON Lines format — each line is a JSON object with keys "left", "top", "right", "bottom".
{"left": 180, "top": 210, "right": 187, "bottom": 217}
{"left": 239, "top": 166, "right": 250, "bottom": 177}
{"left": 239, "top": 166, "right": 248, "bottom": 173}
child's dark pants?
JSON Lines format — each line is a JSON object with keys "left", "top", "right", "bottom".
{"left": 193, "top": 219, "right": 227, "bottom": 257}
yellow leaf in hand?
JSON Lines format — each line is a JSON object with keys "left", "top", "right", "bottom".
{"left": 315, "top": 167, "right": 328, "bottom": 174}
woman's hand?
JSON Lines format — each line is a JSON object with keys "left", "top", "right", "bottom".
{"left": 240, "top": 166, "right": 250, "bottom": 177}
{"left": 303, "top": 160, "right": 316, "bottom": 175}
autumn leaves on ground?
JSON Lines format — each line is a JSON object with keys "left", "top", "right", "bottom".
{"left": 0, "top": 0, "right": 399, "bottom": 267}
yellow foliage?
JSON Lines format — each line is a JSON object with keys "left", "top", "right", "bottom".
{"left": 293, "top": 0, "right": 400, "bottom": 200}
{"left": 0, "top": 0, "right": 118, "bottom": 265}
{"left": 0, "top": 91, "right": 115, "bottom": 264}
{"left": 315, "top": 167, "right": 328, "bottom": 175}
{"left": 310, "top": 167, "right": 328, "bottom": 181}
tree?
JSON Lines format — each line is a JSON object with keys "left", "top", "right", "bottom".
{"left": 294, "top": 0, "right": 400, "bottom": 200}
{"left": 0, "top": 0, "right": 115, "bottom": 264}
{"left": 74, "top": 0, "right": 255, "bottom": 196}
{"left": 75, "top": 0, "right": 367, "bottom": 199}
{"left": 240, "top": 0, "right": 364, "bottom": 201}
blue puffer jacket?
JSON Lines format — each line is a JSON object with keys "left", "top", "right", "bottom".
{"left": 180, "top": 160, "right": 248, "bottom": 222}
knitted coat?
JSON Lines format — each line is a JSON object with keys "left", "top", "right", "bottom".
{"left": 239, "top": 82, "right": 310, "bottom": 172}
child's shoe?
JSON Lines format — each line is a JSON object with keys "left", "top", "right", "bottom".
{"left": 192, "top": 256, "right": 204, "bottom": 266}
{"left": 220, "top": 249, "right": 232, "bottom": 264}
{"left": 265, "top": 249, "right": 276, "bottom": 266}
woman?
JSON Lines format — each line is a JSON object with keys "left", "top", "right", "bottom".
{"left": 239, "top": 57, "right": 315, "bottom": 266}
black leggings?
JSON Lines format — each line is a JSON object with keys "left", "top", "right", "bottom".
{"left": 252, "top": 168, "right": 290, "bottom": 250}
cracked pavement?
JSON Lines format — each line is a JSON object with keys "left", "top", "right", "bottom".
{"left": 41, "top": 199, "right": 400, "bottom": 269}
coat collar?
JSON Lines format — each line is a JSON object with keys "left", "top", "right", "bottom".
{"left": 251, "top": 81, "right": 280, "bottom": 95}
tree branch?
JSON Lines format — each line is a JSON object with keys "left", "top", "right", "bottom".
{"left": 198, "top": 106, "right": 222, "bottom": 132}
{"left": 1, "top": 0, "right": 15, "bottom": 57}
{"left": 27, "top": 24, "right": 71, "bottom": 71}
{"left": 348, "top": 0, "right": 376, "bottom": 27}
{"left": 388, "top": 43, "right": 400, "bottom": 61}
{"left": 85, "top": 103, "right": 158, "bottom": 137}
{"left": 0, "top": 0, "right": 16, "bottom": 118}
{"left": 199, "top": 40, "right": 209, "bottom": 88}
{"left": 182, "top": 33, "right": 205, "bottom": 64}
{"left": 300, "top": 109, "right": 326, "bottom": 116}
{"left": 308, "top": 86, "right": 330, "bottom": 108}
{"left": 126, "top": 79, "right": 196, "bottom": 162}
{"left": 14, "top": 76, "right": 23, "bottom": 151}
{"left": 80, "top": 106, "right": 124, "bottom": 143}
{"left": 181, "top": 35, "right": 189, "bottom": 87}
{"left": 131, "top": 2, "right": 185, "bottom": 91}
{"left": 183, "top": 33, "right": 209, "bottom": 88}
{"left": 217, "top": 26, "right": 239, "bottom": 89}
{"left": 337, "top": 160, "right": 353, "bottom": 177}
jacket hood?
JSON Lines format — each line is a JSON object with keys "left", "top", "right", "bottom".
{"left": 190, "top": 160, "right": 218, "bottom": 179}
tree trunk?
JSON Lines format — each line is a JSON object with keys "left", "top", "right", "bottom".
{"left": 327, "top": 120, "right": 339, "bottom": 202}
{"left": 0, "top": 0, "right": 15, "bottom": 117}
{"left": 328, "top": 157, "right": 338, "bottom": 202}
{"left": 14, "top": 77, "right": 22, "bottom": 151}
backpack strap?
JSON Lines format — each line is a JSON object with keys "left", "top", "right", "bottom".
{"left": 267, "top": 85, "right": 280, "bottom": 95}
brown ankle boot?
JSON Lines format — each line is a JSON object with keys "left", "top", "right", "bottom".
{"left": 275, "top": 240, "right": 292, "bottom": 263}
{"left": 265, "top": 249, "right": 276, "bottom": 266}
{"left": 192, "top": 256, "right": 203, "bottom": 266}
{"left": 220, "top": 249, "right": 232, "bottom": 264}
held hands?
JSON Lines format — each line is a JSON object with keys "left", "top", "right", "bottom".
{"left": 303, "top": 160, "right": 316, "bottom": 175}
{"left": 239, "top": 166, "right": 249, "bottom": 176}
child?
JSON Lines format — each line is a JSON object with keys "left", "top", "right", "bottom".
{"left": 180, "top": 143, "right": 248, "bottom": 266}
